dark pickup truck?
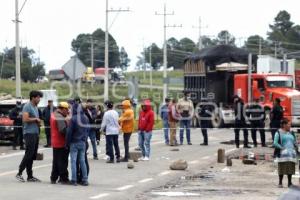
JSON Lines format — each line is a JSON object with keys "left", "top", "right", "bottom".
{"left": 0, "top": 102, "right": 15, "bottom": 141}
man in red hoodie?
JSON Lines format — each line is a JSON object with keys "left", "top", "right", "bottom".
{"left": 50, "top": 102, "right": 70, "bottom": 184}
{"left": 138, "top": 99, "right": 155, "bottom": 161}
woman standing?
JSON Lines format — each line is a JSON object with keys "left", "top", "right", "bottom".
{"left": 273, "top": 118, "right": 298, "bottom": 188}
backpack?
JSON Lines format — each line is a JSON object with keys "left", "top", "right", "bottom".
{"left": 273, "top": 131, "right": 282, "bottom": 158}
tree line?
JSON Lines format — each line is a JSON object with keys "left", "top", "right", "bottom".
{"left": 1, "top": 10, "right": 299, "bottom": 82}
{"left": 137, "top": 10, "right": 300, "bottom": 70}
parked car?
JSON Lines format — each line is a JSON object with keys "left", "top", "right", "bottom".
{"left": 0, "top": 99, "right": 28, "bottom": 141}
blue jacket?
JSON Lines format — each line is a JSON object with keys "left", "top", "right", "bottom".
{"left": 66, "top": 103, "right": 89, "bottom": 145}
{"left": 160, "top": 104, "right": 169, "bottom": 122}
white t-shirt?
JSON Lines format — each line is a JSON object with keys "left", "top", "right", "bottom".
{"left": 101, "top": 110, "right": 120, "bottom": 135}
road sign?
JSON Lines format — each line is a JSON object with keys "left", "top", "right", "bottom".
{"left": 62, "top": 56, "right": 86, "bottom": 80}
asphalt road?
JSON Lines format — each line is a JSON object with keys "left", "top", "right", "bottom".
{"left": 0, "top": 128, "right": 246, "bottom": 200}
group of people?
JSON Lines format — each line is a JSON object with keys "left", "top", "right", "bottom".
{"left": 10, "top": 89, "right": 300, "bottom": 188}
{"left": 160, "top": 92, "right": 216, "bottom": 147}
{"left": 233, "top": 95, "right": 283, "bottom": 148}
{"left": 14, "top": 90, "right": 157, "bottom": 185}
{"left": 233, "top": 95, "right": 300, "bottom": 187}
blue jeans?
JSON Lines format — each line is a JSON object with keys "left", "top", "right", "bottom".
{"left": 89, "top": 130, "right": 98, "bottom": 158}
{"left": 70, "top": 142, "right": 88, "bottom": 183}
{"left": 138, "top": 131, "right": 152, "bottom": 158}
{"left": 163, "top": 120, "right": 169, "bottom": 144}
{"left": 180, "top": 120, "right": 191, "bottom": 144}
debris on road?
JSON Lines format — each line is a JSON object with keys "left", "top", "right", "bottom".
{"left": 170, "top": 159, "right": 188, "bottom": 170}
{"left": 127, "top": 162, "right": 134, "bottom": 169}
{"left": 170, "top": 148, "right": 180, "bottom": 152}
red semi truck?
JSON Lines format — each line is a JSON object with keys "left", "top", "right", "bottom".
{"left": 184, "top": 45, "right": 300, "bottom": 128}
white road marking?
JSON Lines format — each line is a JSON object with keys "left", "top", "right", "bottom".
{"left": 0, "top": 148, "right": 49, "bottom": 159}
{"left": 0, "top": 163, "right": 51, "bottom": 177}
{"left": 201, "top": 156, "right": 210, "bottom": 160}
{"left": 138, "top": 178, "right": 153, "bottom": 183}
{"left": 89, "top": 193, "right": 110, "bottom": 199}
{"left": 189, "top": 160, "right": 199, "bottom": 164}
{"left": 225, "top": 148, "right": 236, "bottom": 154}
{"left": 158, "top": 171, "right": 172, "bottom": 176}
{"left": 116, "top": 185, "right": 134, "bottom": 191}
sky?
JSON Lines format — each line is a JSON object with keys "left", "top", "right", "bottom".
{"left": 0, "top": 0, "right": 299, "bottom": 72}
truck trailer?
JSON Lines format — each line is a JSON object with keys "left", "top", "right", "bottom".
{"left": 184, "top": 45, "right": 300, "bottom": 128}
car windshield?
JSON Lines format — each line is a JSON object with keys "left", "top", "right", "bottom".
{"left": 266, "top": 76, "right": 293, "bottom": 88}
{"left": 0, "top": 105, "right": 15, "bottom": 117}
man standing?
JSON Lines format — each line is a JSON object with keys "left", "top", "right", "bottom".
{"left": 168, "top": 99, "right": 179, "bottom": 146}
{"left": 177, "top": 91, "right": 194, "bottom": 145}
{"left": 42, "top": 100, "right": 56, "bottom": 148}
{"left": 101, "top": 101, "right": 121, "bottom": 163}
{"left": 16, "top": 90, "right": 43, "bottom": 182}
{"left": 233, "top": 95, "right": 251, "bottom": 149}
{"left": 9, "top": 100, "right": 24, "bottom": 150}
{"left": 246, "top": 99, "right": 266, "bottom": 147}
{"left": 138, "top": 99, "right": 155, "bottom": 161}
{"left": 50, "top": 102, "right": 70, "bottom": 184}
{"left": 199, "top": 100, "right": 211, "bottom": 146}
{"left": 85, "top": 99, "right": 98, "bottom": 160}
{"left": 66, "top": 103, "right": 89, "bottom": 186}
{"left": 270, "top": 98, "right": 283, "bottom": 142}
{"left": 160, "top": 98, "right": 170, "bottom": 145}
{"left": 119, "top": 100, "right": 134, "bottom": 162}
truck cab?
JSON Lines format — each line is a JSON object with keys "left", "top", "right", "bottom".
{"left": 234, "top": 74, "right": 300, "bottom": 126}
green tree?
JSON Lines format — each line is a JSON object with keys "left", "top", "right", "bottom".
{"left": 71, "top": 28, "right": 120, "bottom": 68}
{"left": 244, "top": 35, "right": 272, "bottom": 55}
{"left": 200, "top": 36, "right": 216, "bottom": 48}
{"left": 119, "top": 47, "right": 130, "bottom": 70}
{"left": 214, "top": 30, "right": 235, "bottom": 46}
{"left": 267, "top": 10, "right": 300, "bottom": 52}
{"left": 0, "top": 47, "right": 45, "bottom": 82}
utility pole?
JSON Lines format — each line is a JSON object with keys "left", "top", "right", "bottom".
{"left": 225, "top": 32, "right": 229, "bottom": 45}
{"left": 274, "top": 42, "right": 277, "bottom": 58}
{"left": 90, "top": 36, "right": 94, "bottom": 68}
{"left": 104, "top": 0, "right": 129, "bottom": 101}
{"left": 143, "top": 47, "right": 146, "bottom": 80}
{"left": 149, "top": 45, "right": 152, "bottom": 91}
{"left": 15, "top": 0, "right": 21, "bottom": 98}
{"left": 192, "top": 17, "right": 207, "bottom": 50}
{"left": 14, "top": 0, "right": 27, "bottom": 98}
{"left": 259, "top": 37, "right": 262, "bottom": 55}
{"left": 156, "top": 4, "right": 182, "bottom": 102}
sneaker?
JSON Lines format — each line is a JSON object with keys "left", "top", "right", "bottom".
{"left": 138, "top": 157, "right": 145, "bottom": 161}
{"left": 106, "top": 160, "right": 114, "bottom": 163}
{"left": 16, "top": 174, "right": 25, "bottom": 182}
{"left": 81, "top": 181, "right": 89, "bottom": 186}
{"left": 143, "top": 157, "right": 150, "bottom": 161}
{"left": 120, "top": 158, "right": 128, "bottom": 162}
{"left": 70, "top": 181, "right": 77, "bottom": 186}
{"left": 60, "top": 180, "right": 72, "bottom": 185}
{"left": 188, "top": 143, "right": 192, "bottom": 145}
{"left": 27, "top": 176, "right": 41, "bottom": 182}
